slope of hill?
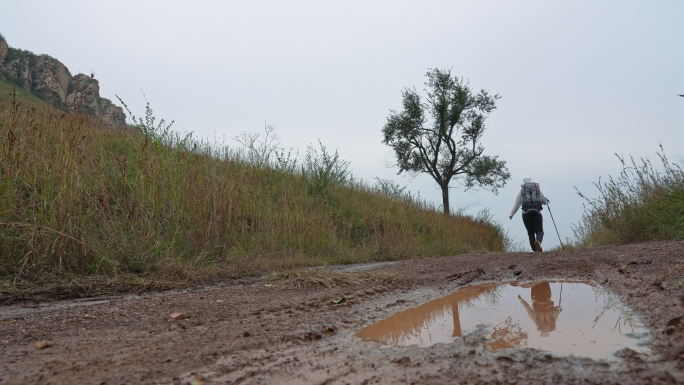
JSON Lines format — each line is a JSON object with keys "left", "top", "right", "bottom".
{"left": 0, "top": 78, "right": 51, "bottom": 108}
{"left": 0, "top": 93, "right": 506, "bottom": 295}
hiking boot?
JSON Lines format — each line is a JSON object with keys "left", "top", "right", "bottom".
{"left": 534, "top": 240, "right": 542, "bottom": 252}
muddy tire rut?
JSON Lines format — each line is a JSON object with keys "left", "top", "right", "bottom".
{"left": 1, "top": 241, "right": 683, "bottom": 384}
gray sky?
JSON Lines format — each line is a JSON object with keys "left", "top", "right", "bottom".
{"left": 2, "top": 0, "right": 683, "bottom": 250}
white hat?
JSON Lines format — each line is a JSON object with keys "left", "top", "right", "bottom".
{"left": 523, "top": 178, "right": 532, "bottom": 184}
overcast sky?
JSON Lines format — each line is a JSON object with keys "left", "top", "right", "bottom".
{"left": 2, "top": 0, "right": 683, "bottom": 250}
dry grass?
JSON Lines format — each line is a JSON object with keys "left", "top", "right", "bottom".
{"left": 659, "top": 264, "right": 681, "bottom": 283}
{"left": 265, "top": 269, "right": 410, "bottom": 288}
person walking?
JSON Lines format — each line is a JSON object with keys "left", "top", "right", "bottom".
{"left": 517, "top": 281, "right": 562, "bottom": 336}
{"left": 509, "top": 178, "right": 549, "bottom": 252}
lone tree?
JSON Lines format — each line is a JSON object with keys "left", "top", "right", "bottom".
{"left": 382, "top": 68, "right": 510, "bottom": 214}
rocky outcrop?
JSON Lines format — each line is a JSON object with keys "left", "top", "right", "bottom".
{"left": 100, "top": 98, "right": 127, "bottom": 127}
{"left": 66, "top": 74, "right": 126, "bottom": 126}
{"left": 33, "top": 55, "right": 73, "bottom": 109}
{"left": 0, "top": 38, "right": 8, "bottom": 80}
{"left": 0, "top": 34, "right": 125, "bottom": 126}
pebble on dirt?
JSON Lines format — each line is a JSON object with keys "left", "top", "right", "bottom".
{"left": 170, "top": 312, "right": 186, "bottom": 321}
{"left": 35, "top": 340, "right": 53, "bottom": 349}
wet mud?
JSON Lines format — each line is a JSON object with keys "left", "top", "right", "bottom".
{"left": 1, "top": 241, "right": 684, "bottom": 384}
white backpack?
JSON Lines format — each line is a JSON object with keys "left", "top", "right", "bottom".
{"left": 521, "top": 182, "right": 543, "bottom": 213}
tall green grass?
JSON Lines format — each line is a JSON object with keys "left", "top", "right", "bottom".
{"left": 0, "top": 91, "right": 504, "bottom": 284}
{"left": 574, "top": 146, "right": 684, "bottom": 246}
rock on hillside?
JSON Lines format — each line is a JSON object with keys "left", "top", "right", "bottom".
{"left": 66, "top": 74, "right": 126, "bottom": 126}
{"left": 0, "top": 34, "right": 125, "bottom": 126}
{"left": 0, "top": 38, "right": 8, "bottom": 81}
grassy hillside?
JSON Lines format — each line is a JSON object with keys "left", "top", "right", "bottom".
{"left": 574, "top": 147, "right": 684, "bottom": 246}
{"left": 0, "top": 90, "right": 505, "bottom": 291}
{"left": 0, "top": 79, "right": 52, "bottom": 109}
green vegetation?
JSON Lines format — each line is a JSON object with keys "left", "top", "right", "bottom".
{"left": 0, "top": 89, "right": 505, "bottom": 294}
{"left": 382, "top": 68, "right": 510, "bottom": 214}
{"left": 4, "top": 47, "right": 37, "bottom": 66}
{"left": 574, "top": 146, "right": 684, "bottom": 246}
{"left": 0, "top": 80, "right": 50, "bottom": 109}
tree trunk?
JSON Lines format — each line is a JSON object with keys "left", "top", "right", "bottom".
{"left": 451, "top": 299, "right": 462, "bottom": 337}
{"left": 441, "top": 184, "right": 450, "bottom": 215}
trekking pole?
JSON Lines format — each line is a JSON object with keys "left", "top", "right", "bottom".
{"left": 547, "top": 203, "right": 565, "bottom": 250}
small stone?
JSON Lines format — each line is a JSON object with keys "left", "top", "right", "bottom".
{"left": 475, "top": 358, "right": 490, "bottom": 366}
{"left": 170, "top": 312, "right": 186, "bottom": 321}
{"left": 190, "top": 375, "right": 206, "bottom": 385}
{"left": 35, "top": 340, "right": 53, "bottom": 349}
{"left": 394, "top": 356, "right": 411, "bottom": 365}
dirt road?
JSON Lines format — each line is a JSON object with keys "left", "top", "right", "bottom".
{"left": 1, "top": 241, "right": 683, "bottom": 384}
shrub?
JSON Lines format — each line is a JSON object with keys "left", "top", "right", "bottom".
{"left": 233, "top": 124, "right": 281, "bottom": 168}
{"left": 304, "top": 140, "right": 350, "bottom": 193}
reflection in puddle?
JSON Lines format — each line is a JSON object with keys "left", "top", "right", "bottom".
{"left": 356, "top": 282, "right": 651, "bottom": 359}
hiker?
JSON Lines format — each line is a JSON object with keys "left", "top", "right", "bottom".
{"left": 509, "top": 178, "right": 549, "bottom": 252}
{"left": 517, "top": 281, "right": 562, "bottom": 337}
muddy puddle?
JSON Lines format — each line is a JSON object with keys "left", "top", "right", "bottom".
{"left": 356, "top": 281, "right": 651, "bottom": 360}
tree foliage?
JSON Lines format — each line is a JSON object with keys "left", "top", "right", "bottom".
{"left": 382, "top": 68, "right": 510, "bottom": 214}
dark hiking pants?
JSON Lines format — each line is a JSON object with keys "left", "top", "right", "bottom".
{"left": 522, "top": 211, "right": 544, "bottom": 251}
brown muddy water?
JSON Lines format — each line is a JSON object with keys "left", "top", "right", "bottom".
{"left": 356, "top": 281, "right": 652, "bottom": 360}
